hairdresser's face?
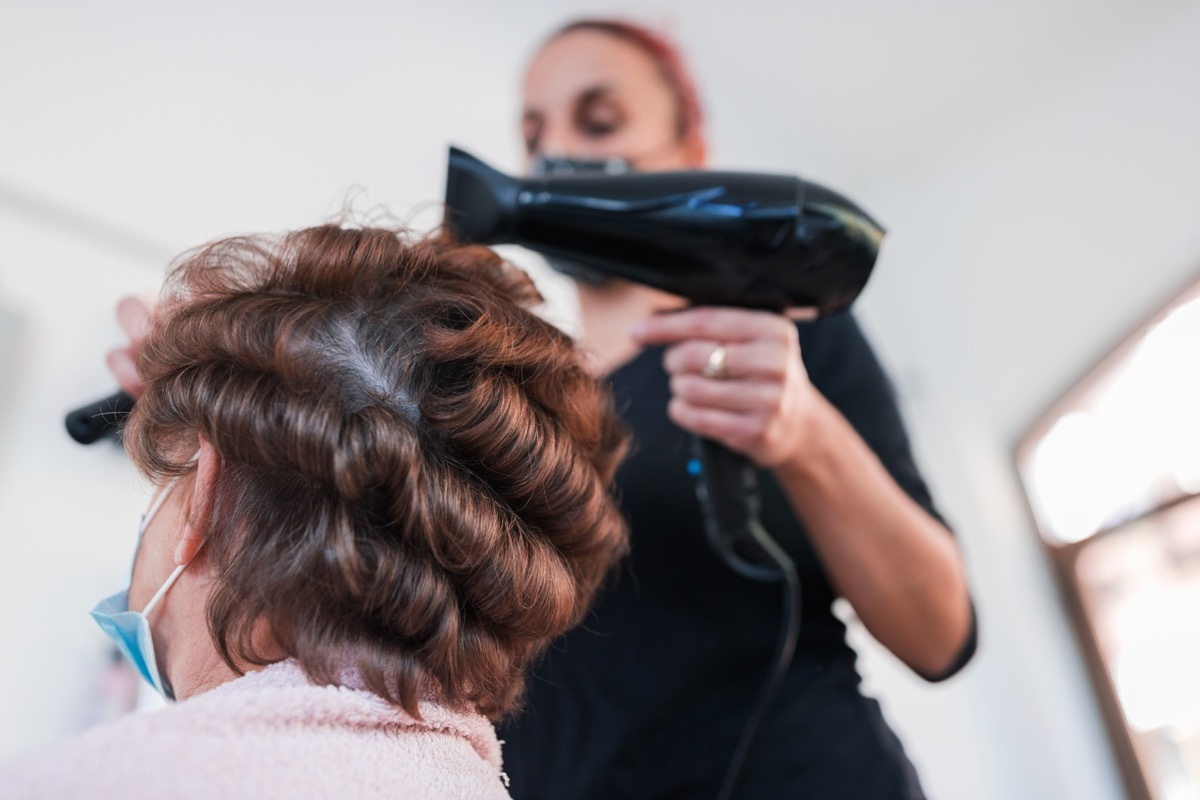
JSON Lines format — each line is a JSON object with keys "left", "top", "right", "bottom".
{"left": 522, "top": 30, "right": 704, "bottom": 173}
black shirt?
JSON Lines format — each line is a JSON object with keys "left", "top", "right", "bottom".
{"left": 500, "top": 313, "right": 963, "bottom": 800}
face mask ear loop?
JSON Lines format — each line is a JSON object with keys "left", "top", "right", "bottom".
{"left": 139, "top": 449, "right": 207, "bottom": 619}
{"left": 139, "top": 475, "right": 181, "bottom": 537}
{"left": 141, "top": 561, "right": 187, "bottom": 618}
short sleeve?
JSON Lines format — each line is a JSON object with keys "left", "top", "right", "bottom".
{"left": 799, "top": 312, "right": 946, "bottom": 529}
{"left": 799, "top": 312, "right": 977, "bottom": 680}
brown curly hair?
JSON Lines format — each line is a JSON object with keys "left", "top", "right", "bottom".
{"left": 123, "top": 225, "right": 629, "bottom": 719}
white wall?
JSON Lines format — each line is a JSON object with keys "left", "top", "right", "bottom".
{"left": 852, "top": 8, "right": 1200, "bottom": 800}
{"left": 3, "top": 2, "right": 1198, "bottom": 798}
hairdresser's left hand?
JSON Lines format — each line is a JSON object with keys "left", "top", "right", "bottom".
{"left": 632, "top": 306, "right": 821, "bottom": 468}
{"left": 106, "top": 295, "right": 155, "bottom": 399}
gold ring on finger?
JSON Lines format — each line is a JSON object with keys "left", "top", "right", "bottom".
{"left": 702, "top": 343, "right": 730, "bottom": 380}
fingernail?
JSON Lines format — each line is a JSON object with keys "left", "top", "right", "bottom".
{"left": 630, "top": 321, "right": 646, "bottom": 342}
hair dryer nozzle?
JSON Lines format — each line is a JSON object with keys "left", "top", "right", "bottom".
{"left": 445, "top": 147, "right": 520, "bottom": 244}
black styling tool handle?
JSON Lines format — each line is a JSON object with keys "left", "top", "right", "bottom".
{"left": 64, "top": 390, "right": 135, "bottom": 444}
{"left": 690, "top": 435, "right": 793, "bottom": 582}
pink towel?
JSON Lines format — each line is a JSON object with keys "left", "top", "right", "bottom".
{"left": 1, "top": 660, "right": 511, "bottom": 799}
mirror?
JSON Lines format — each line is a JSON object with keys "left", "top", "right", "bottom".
{"left": 1017, "top": 278, "right": 1200, "bottom": 800}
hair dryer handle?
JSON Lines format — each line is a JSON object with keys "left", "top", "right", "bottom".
{"left": 64, "top": 390, "right": 135, "bottom": 444}
{"left": 690, "top": 436, "right": 793, "bottom": 582}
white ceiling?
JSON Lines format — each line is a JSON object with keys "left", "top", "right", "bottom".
{"left": 1, "top": 0, "right": 1193, "bottom": 268}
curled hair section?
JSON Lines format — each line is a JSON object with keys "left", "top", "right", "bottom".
{"left": 124, "top": 224, "right": 629, "bottom": 719}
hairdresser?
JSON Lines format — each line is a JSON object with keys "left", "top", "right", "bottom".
{"left": 494, "top": 19, "right": 977, "bottom": 800}
{"left": 6, "top": 225, "right": 628, "bottom": 798}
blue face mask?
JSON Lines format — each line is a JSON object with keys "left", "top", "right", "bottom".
{"left": 91, "top": 476, "right": 189, "bottom": 701}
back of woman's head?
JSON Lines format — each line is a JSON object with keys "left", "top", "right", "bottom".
{"left": 124, "top": 224, "right": 629, "bottom": 719}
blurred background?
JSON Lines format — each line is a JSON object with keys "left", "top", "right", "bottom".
{"left": 2, "top": 1, "right": 1199, "bottom": 798}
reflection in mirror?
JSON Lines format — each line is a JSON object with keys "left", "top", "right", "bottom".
{"left": 1017, "top": 276, "right": 1200, "bottom": 800}
{"left": 1023, "top": 287, "right": 1200, "bottom": 545}
{"left": 1076, "top": 501, "right": 1200, "bottom": 799}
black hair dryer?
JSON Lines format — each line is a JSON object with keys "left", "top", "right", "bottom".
{"left": 444, "top": 146, "right": 885, "bottom": 580}
{"left": 444, "top": 146, "right": 884, "bottom": 315}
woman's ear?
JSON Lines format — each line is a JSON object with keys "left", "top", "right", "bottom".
{"left": 176, "top": 436, "right": 220, "bottom": 566}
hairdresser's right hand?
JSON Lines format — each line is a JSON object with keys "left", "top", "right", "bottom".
{"left": 105, "top": 296, "right": 154, "bottom": 399}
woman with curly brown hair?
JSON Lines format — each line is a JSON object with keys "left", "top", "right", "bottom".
{"left": 1, "top": 225, "right": 628, "bottom": 799}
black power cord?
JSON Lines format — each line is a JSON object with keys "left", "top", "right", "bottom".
{"left": 715, "top": 530, "right": 800, "bottom": 800}
{"left": 691, "top": 436, "right": 801, "bottom": 800}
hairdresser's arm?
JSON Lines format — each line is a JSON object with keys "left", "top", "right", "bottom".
{"left": 633, "top": 306, "right": 972, "bottom": 679}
